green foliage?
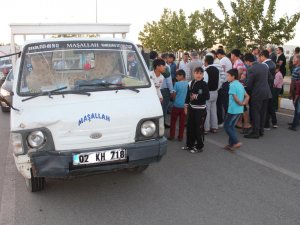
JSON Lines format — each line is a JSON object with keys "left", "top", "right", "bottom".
{"left": 217, "top": 0, "right": 300, "bottom": 51}
{"left": 138, "top": 8, "right": 223, "bottom": 53}
{"left": 139, "top": 9, "right": 191, "bottom": 52}
{"left": 139, "top": 1, "right": 299, "bottom": 53}
{"left": 195, "top": 9, "right": 224, "bottom": 52}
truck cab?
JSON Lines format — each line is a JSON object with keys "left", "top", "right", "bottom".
{"left": 10, "top": 38, "right": 167, "bottom": 191}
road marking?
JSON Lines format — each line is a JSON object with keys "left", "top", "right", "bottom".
{"left": 276, "top": 112, "right": 294, "bottom": 118}
{"left": 0, "top": 145, "right": 16, "bottom": 225}
{"left": 206, "top": 138, "right": 300, "bottom": 182}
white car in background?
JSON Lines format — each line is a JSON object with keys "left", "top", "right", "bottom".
{"left": 0, "top": 69, "right": 13, "bottom": 112}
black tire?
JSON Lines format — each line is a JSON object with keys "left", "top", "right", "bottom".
{"left": 127, "top": 165, "right": 149, "bottom": 173}
{"left": 25, "top": 171, "right": 46, "bottom": 192}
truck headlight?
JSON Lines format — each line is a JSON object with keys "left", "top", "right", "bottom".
{"left": 11, "top": 133, "right": 24, "bottom": 155}
{"left": 27, "top": 131, "right": 45, "bottom": 148}
{"left": 141, "top": 121, "right": 156, "bottom": 137}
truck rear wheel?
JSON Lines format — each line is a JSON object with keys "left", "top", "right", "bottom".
{"left": 25, "top": 171, "right": 45, "bottom": 192}
{"left": 127, "top": 165, "right": 149, "bottom": 173}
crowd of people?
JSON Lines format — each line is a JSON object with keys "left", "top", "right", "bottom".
{"left": 149, "top": 46, "right": 300, "bottom": 153}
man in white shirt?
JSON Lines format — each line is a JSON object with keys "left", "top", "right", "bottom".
{"left": 216, "top": 49, "right": 233, "bottom": 127}
{"left": 178, "top": 52, "right": 190, "bottom": 77}
{"left": 216, "top": 49, "right": 233, "bottom": 73}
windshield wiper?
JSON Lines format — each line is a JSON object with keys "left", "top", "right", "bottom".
{"left": 115, "top": 86, "right": 140, "bottom": 93}
{"left": 78, "top": 82, "right": 140, "bottom": 93}
{"left": 22, "top": 86, "right": 68, "bottom": 102}
{"left": 64, "top": 90, "right": 91, "bottom": 97}
{"left": 78, "top": 82, "right": 116, "bottom": 88}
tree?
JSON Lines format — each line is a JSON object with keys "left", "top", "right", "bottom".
{"left": 217, "top": 0, "right": 300, "bottom": 51}
{"left": 191, "top": 9, "right": 224, "bottom": 53}
{"left": 138, "top": 9, "right": 223, "bottom": 53}
{"left": 139, "top": 9, "right": 192, "bottom": 52}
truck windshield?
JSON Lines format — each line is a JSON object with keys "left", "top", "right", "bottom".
{"left": 18, "top": 41, "right": 150, "bottom": 95}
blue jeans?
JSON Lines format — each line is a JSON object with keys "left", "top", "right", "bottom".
{"left": 291, "top": 99, "right": 300, "bottom": 128}
{"left": 224, "top": 113, "right": 241, "bottom": 146}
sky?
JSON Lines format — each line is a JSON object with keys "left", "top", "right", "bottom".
{"left": 0, "top": 0, "right": 299, "bottom": 46}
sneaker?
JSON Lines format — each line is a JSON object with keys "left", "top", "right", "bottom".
{"left": 181, "top": 146, "right": 193, "bottom": 151}
{"left": 272, "top": 125, "right": 278, "bottom": 128}
{"left": 218, "top": 123, "right": 224, "bottom": 128}
{"left": 288, "top": 126, "right": 297, "bottom": 131}
{"left": 264, "top": 127, "right": 271, "bottom": 131}
{"left": 190, "top": 146, "right": 203, "bottom": 153}
{"left": 232, "top": 142, "right": 242, "bottom": 149}
{"left": 224, "top": 145, "right": 234, "bottom": 151}
{"left": 244, "top": 133, "right": 260, "bottom": 139}
{"left": 210, "top": 129, "right": 217, "bottom": 134}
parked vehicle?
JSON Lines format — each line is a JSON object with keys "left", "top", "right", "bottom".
{"left": 0, "top": 69, "right": 13, "bottom": 112}
{"left": 10, "top": 38, "right": 167, "bottom": 192}
{"left": 0, "top": 56, "right": 12, "bottom": 74}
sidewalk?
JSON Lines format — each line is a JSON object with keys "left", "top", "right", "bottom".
{"left": 281, "top": 76, "right": 294, "bottom": 110}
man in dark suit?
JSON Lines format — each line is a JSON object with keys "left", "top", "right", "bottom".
{"left": 267, "top": 45, "right": 277, "bottom": 63}
{"left": 259, "top": 50, "right": 277, "bottom": 129}
{"left": 276, "top": 47, "right": 287, "bottom": 77}
{"left": 244, "top": 53, "right": 272, "bottom": 138}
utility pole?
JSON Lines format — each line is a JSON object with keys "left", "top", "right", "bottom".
{"left": 96, "top": 0, "right": 98, "bottom": 23}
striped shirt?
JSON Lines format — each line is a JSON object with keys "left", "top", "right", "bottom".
{"left": 292, "top": 66, "right": 300, "bottom": 81}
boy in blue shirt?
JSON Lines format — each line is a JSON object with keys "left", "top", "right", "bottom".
{"left": 168, "top": 69, "right": 189, "bottom": 141}
{"left": 224, "top": 69, "right": 249, "bottom": 150}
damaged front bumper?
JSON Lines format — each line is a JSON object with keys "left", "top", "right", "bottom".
{"left": 23, "top": 137, "right": 167, "bottom": 178}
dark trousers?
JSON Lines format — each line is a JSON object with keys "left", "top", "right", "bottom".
{"left": 217, "top": 89, "right": 228, "bottom": 124}
{"left": 265, "top": 96, "right": 277, "bottom": 128}
{"left": 170, "top": 107, "right": 186, "bottom": 139}
{"left": 291, "top": 99, "right": 300, "bottom": 128}
{"left": 161, "top": 88, "right": 170, "bottom": 123}
{"left": 273, "top": 88, "right": 281, "bottom": 111}
{"left": 186, "top": 106, "right": 207, "bottom": 149}
{"left": 224, "top": 113, "right": 242, "bottom": 146}
{"left": 251, "top": 99, "right": 268, "bottom": 135}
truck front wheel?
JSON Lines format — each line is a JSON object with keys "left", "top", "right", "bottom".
{"left": 25, "top": 170, "right": 45, "bottom": 192}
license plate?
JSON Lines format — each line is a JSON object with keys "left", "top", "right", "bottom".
{"left": 73, "top": 149, "right": 126, "bottom": 166}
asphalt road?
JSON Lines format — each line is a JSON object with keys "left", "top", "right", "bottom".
{"left": 0, "top": 110, "right": 300, "bottom": 225}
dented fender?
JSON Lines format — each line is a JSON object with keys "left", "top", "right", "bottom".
{"left": 13, "top": 154, "right": 32, "bottom": 179}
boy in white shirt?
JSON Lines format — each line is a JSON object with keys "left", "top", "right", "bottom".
{"left": 150, "top": 59, "right": 166, "bottom": 102}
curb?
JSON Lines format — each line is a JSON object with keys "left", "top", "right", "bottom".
{"left": 280, "top": 98, "right": 294, "bottom": 110}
